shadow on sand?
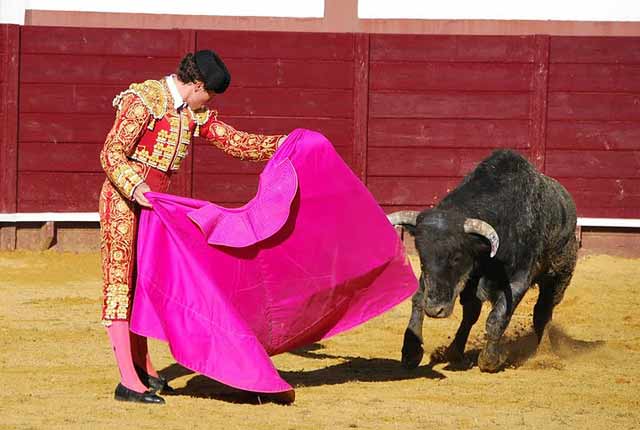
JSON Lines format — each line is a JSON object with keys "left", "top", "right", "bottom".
{"left": 157, "top": 324, "right": 604, "bottom": 403}
{"left": 158, "top": 343, "right": 444, "bottom": 404}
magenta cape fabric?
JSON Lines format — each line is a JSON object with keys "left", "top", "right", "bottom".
{"left": 130, "top": 128, "right": 417, "bottom": 393}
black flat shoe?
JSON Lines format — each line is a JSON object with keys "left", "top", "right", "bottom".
{"left": 135, "top": 365, "right": 176, "bottom": 394}
{"left": 114, "top": 383, "right": 165, "bottom": 404}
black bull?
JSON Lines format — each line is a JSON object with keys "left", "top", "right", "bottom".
{"left": 388, "top": 150, "right": 578, "bottom": 372}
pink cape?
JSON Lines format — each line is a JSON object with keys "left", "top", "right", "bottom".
{"left": 130, "top": 128, "right": 417, "bottom": 393}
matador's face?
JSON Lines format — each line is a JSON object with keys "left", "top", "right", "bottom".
{"left": 186, "top": 81, "right": 213, "bottom": 110}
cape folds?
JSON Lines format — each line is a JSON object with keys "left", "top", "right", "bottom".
{"left": 130, "top": 129, "right": 417, "bottom": 393}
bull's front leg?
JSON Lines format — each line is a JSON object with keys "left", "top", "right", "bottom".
{"left": 401, "top": 273, "right": 426, "bottom": 369}
{"left": 429, "top": 275, "right": 481, "bottom": 368}
{"left": 479, "top": 273, "right": 530, "bottom": 373}
{"left": 446, "top": 276, "right": 482, "bottom": 364}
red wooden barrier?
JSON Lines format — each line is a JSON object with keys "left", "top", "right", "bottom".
{"left": 547, "top": 36, "right": 640, "bottom": 218}
{"left": 0, "top": 25, "right": 19, "bottom": 213}
{"left": 5, "top": 27, "right": 640, "bottom": 219}
{"left": 193, "top": 30, "right": 358, "bottom": 206}
{"left": 17, "top": 26, "right": 194, "bottom": 211}
{"left": 368, "top": 34, "right": 540, "bottom": 213}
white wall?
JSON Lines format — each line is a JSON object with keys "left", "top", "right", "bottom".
{"left": 1, "top": 0, "right": 27, "bottom": 24}
{"left": 3, "top": 0, "right": 640, "bottom": 24}
{"left": 0, "top": 0, "right": 325, "bottom": 24}
{"left": 359, "top": 0, "right": 640, "bottom": 21}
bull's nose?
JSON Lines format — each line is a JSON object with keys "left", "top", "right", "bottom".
{"left": 433, "top": 306, "right": 446, "bottom": 317}
{"left": 425, "top": 304, "right": 447, "bottom": 318}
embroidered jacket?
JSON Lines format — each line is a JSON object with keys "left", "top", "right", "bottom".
{"left": 100, "top": 78, "right": 284, "bottom": 199}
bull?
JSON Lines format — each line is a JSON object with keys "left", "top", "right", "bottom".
{"left": 389, "top": 149, "right": 578, "bottom": 372}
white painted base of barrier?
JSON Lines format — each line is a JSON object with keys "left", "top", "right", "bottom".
{"left": 2, "top": 213, "right": 640, "bottom": 228}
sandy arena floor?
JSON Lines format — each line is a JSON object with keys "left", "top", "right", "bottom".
{"left": 0, "top": 251, "right": 639, "bottom": 429}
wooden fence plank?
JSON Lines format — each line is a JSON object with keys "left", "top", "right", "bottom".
{"left": 214, "top": 88, "right": 354, "bottom": 118}
{"left": 546, "top": 150, "right": 640, "bottom": 178}
{"left": 549, "top": 93, "right": 640, "bottom": 121}
{"left": 547, "top": 120, "right": 640, "bottom": 150}
{"left": 367, "top": 148, "right": 505, "bottom": 177}
{"left": 550, "top": 64, "right": 640, "bottom": 92}
{"left": 370, "top": 92, "right": 531, "bottom": 119}
{"left": 20, "top": 84, "right": 124, "bottom": 114}
{"left": 370, "top": 62, "right": 533, "bottom": 91}
{"left": 20, "top": 54, "right": 179, "bottom": 84}
{"left": 368, "top": 119, "right": 530, "bottom": 149}
{"left": 21, "top": 26, "right": 188, "bottom": 56}
{"left": 196, "top": 31, "right": 355, "bottom": 60}
{"left": 17, "top": 172, "right": 104, "bottom": 212}
{"left": 368, "top": 177, "right": 463, "bottom": 206}
{"left": 557, "top": 178, "right": 640, "bottom": 218}
{"left": 20, "top": 113, "right": 114, "bottom": 143}
{"left": 550, "top": 37, "right": 640, "bottom": 64}
{"left": 19, "top": 142, "right": 101, "bottom": 172}
{"left": 225, "top": 59, "right": 354, "bottom": 89}
{"left": 370, "top": 35, "right": 537, "bottom": 63}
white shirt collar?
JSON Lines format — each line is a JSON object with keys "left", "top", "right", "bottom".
{"left": 165, "top": 75, "right": 185, "bottom": 110}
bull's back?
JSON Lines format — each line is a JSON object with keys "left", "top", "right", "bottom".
{"left": 537, "top": 174, "right": 578, "bottom": 267}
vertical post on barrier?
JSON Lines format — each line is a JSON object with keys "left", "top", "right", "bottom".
{"left": 529, "top": 34, "right": 550, "bottom": 173}
{"left": 0, "top": 25, "right": 20, "bottom": 250}
{"left": 353, "top": 33, "right": 370, "bottom": 184}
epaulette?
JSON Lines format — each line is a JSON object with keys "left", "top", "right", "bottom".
{"left": 112, "top": 80, "right": 168, "bottom": 124}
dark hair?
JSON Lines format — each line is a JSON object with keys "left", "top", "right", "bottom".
{"left": 176, "top": 50, "right": 231, "bottom": 94}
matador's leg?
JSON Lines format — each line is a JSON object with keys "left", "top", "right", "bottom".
{"left": 99, "top": 180, "right": 149, "bottom": 393}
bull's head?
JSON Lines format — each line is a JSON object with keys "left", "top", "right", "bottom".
{"left": 388, "top": 209, "right": 499, "bottom": 318}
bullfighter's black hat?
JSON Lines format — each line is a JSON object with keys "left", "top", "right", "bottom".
{"left": 194, "top": 49, "right": 231, "bottom": 94}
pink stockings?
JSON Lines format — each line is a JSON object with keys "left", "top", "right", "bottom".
{"left": 106, "top": 321, "right": 159, "bottom": 393}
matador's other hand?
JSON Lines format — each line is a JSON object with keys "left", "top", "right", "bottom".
{"left": 276, "top": 135, "right": 288, "bottom": 148}
{"left": 133, "top": 182, "right": 153, "bottom": 208}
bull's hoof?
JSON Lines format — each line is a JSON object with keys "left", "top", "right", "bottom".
{"left": 478, "top": 348, "right": 506, "bottom": 373}
{"left": 401, "top": 329, "right": 424, "bottom": 369}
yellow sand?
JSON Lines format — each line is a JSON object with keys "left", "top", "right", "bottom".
{"left": 0, "top": 251, "right": 638, "bottom": 429}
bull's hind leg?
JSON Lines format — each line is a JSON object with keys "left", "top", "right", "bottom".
{"left": 533, "top": 243, "right": 577, "bottom": 342}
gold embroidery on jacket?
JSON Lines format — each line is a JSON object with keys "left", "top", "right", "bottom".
{"left": 112, "top": 80, "right": 167, "bottom": 121}
{"left": 130, "top": 110, "right": 192, "bottom": 172}
{"left": 206, "top": 120, "right": 281, "bottom": 161}
{"left": 100, "top": 94, "right": 149, "bottom": 199}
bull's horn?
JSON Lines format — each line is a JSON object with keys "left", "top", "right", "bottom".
{"left": 387, "top": 210, "right": 419, "bottom": 226}
{"left": 463, "top": 218, "right": 499, "bottom": 258}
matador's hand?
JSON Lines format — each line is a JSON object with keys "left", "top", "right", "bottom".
{"left": 133, "top": 182, "right": 152, "bottom": 208}
{"left": 276, "top": 135, "right": 288, "bottom": 148}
